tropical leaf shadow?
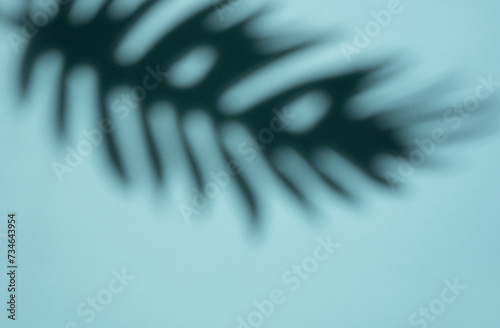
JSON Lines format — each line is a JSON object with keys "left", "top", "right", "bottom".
{"left": 5, "top": 0, "right": 493, "bottom": 225}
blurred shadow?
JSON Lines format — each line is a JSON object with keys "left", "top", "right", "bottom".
{"left": 4, "top": 0, "right": 495, "bottom": 226}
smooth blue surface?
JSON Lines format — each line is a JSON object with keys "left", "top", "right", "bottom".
{"left": 0, "top": 0, "right": 499, "bottom": 327}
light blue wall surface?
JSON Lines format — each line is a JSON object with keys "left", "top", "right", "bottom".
{"left": 0, "top": 0, "right": 499, "bottom": 327}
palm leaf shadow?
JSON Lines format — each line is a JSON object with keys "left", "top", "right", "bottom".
{"left": 7, "top": 0, "right": 489, "bottom": 224}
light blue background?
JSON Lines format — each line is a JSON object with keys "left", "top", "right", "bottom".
{"left": 0, "top": 0, "right": 499, "bottom": 327}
